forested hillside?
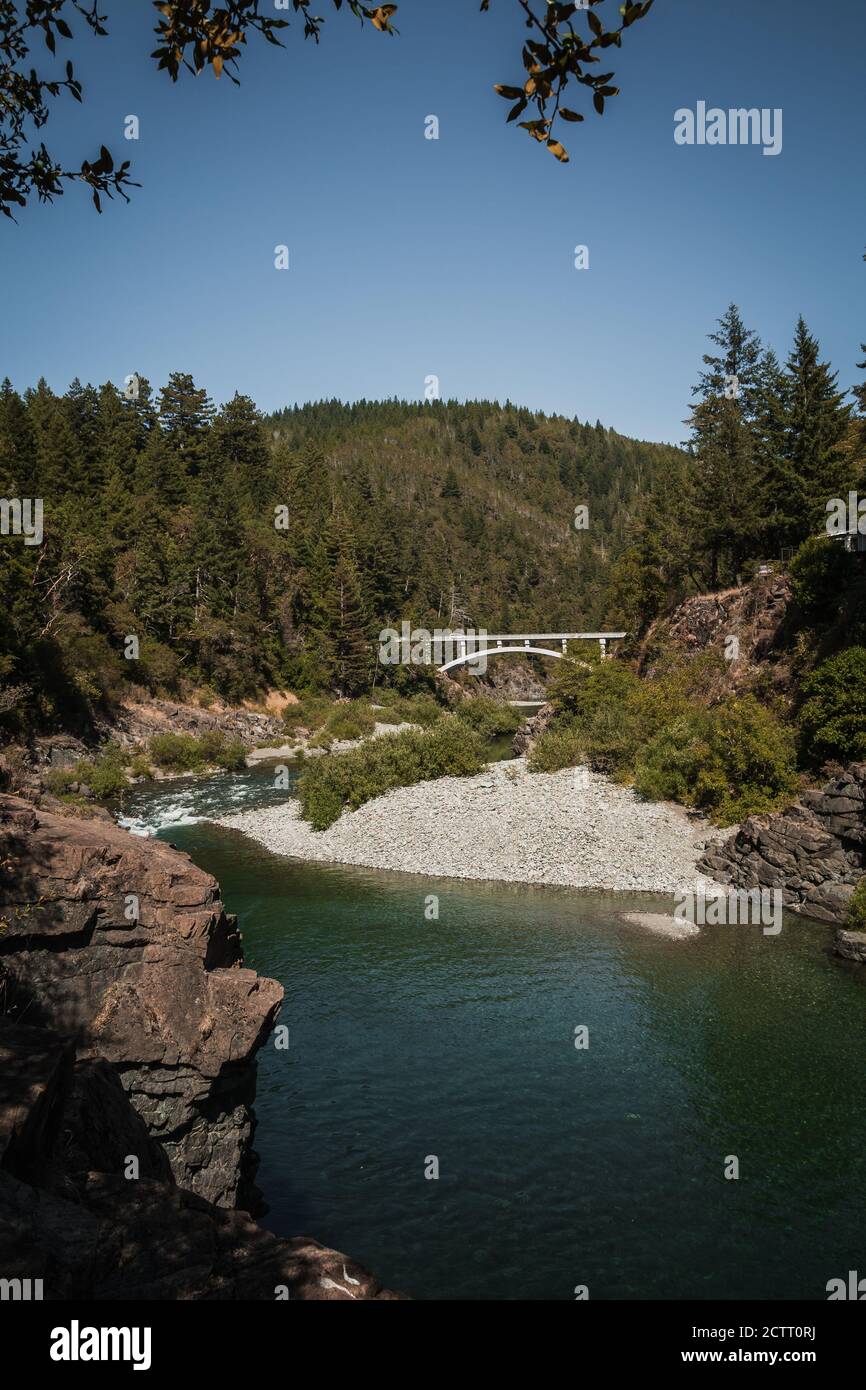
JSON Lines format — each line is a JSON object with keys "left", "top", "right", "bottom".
{"left": 2, "top": 296, "right": 863, "bottom": 738}
{"left": 0, "top": 382, "right": 682, "bottom": 732}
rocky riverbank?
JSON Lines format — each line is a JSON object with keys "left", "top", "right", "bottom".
{"left": 0, "top": 794, "right": 400, "bottom": 1299}
{"left": 220, "top": 757, "right": 728, "bottom": 893}
{"left": 699, "top": 762, "right": 866, "bottom": 925}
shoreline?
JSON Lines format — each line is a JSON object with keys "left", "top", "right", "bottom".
{"left": 217, "top": 757, "right": 730, "bottom": 895}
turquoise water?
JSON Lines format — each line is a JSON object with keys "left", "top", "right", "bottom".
{"left": 121, "top": 768, "right": 866, "bottom": 1301}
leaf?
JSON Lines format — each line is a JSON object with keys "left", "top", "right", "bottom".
{"left": 587, "top": 10, "right": 603, "bottom": 38}
{"left": 506, "top": 99, "right": 527, "bottom": 122}
{"left": 494, "top": 85, "right": 524, "bottom": 99}
{"left": 370, "top": 4, "right": 398, "bottom": 30}
{"left": 547, "top": 139, "right": 569, "bottom": 163}
{"left": 559, "top": 108, "right": 584, "bottom": 122}
{"left": 213, "top": 54, "right": 223, "bottom": 77}
{"left": 593, "top": 92, "right": 605, "bottom": 114}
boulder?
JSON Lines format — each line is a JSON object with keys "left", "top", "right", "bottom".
{"left": 699, "top": 763, "right": 866, "bottom": 937}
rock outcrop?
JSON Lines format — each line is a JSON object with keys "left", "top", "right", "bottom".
{"left": 512, "top": 702, "right": 554, "bottom": 756}
{"left": 0, "top": 794, "right": 280, "bottom": 1207}
{"left": 639, "top": 573, "right": 793, "bottom": 700}
{"left": 0, "top": 797, "right": 401, "bottom": 1299}
{"left": 833, "top": 929, "right": 866, "bottom": 964}
{"left": 95, "top": 696, "right": 286, "bottom": 752}
{"left": 699, "top": 763, "right": 866, "bottom": 926}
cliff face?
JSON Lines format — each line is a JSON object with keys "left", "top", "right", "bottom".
{"left": 0, "top": 794, "right": 280, "bottom": 1207}
{"left": 639, "top": 573, "right": 793, "bottom": 700}
{"left": 700, "top": 763, "right": 866, "bottom": 925}
{"left": 0, "top": 795, "right": 402, "bottom": 1299}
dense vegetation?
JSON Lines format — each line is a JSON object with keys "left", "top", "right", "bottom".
{"left": 610, "top": 304, "right": 865, "bottom": 631}
{"left": 0, "top": 377, "right": 684, "bottom": 733}
{"left": 3, "top": 288, "right": 865, "bottom": 831}
{"left": 298, "top": 718, "right": 488, "bottom": 831}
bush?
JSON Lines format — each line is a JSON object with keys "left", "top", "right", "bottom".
{"left": 44, "top": 766, "right": 79, "bottom": 795}
{"left": 391, "top": 693, "right": 443, "bottom": 728}
{"left": 799, "top": 648, "right": 866, "bottom": 764}
{"left": 148, "top": 733, "right": 205, "bottom": 772}
{"left": 845, "top": 877, "right": 866, "bottom": 931}
{"left": 534, "top": 661, "right": 684, "bottom": 777}
{"left": 83, "top": 747, "right": 130, "bottom": 799}
{"left": 298, "top": 717, "right": 486, "bottom": 830}
{"left": 527, "top": 725, "right": 588, "bottom": 773}
{"left": 788, "top": 536, "right": 851, "bottom": 624}
{"left": 634, "top": 695, "right": 797, "bottom": 825}
{"left": 454, "top": 697, "right": 521, "bottom": 741}
{"left": 148, "top": 731, "right": 247, "bottom": 772}
{"left": 282, "top": 697, "right": 333, "bottom": 735}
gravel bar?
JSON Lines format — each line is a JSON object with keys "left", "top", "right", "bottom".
{"left": 218, "top": 757, "right": 728, "bottom": 892}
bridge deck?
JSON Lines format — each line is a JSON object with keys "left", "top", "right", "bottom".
{"left": 469, "top": 632, "right": 626, "bottom": 642}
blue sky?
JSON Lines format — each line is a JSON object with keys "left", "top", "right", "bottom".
{"left": 2, "top": 0, "right": 865, "bottom": 443}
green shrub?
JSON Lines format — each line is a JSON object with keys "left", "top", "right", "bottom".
{"left": 44, "top": 766, "right": 79, "bottom": 795}
{"left": 370, "top": 704, "right": 405, "bottom": 724}
{"left": 213, "top": 737, "right": 247, "bottom": 771}
{"left": 83, "top": 748, "right": 130, "bottom": 799}
{"left": 454, "top": 697, "right": 521, "bottom": 741}
{"left": 298, "top": 717, "right": 486, "bottom": 830}
{"left": 845, "top": 877, "right": 866, "bottom": 931}
{"left": 148, "top": 731, "right": 247, "bottom": 772}
{"left": 634, "top": 695, "right": 797, "bottom": 825}
{"left": 799, "top": 648, "right": 866, "bottom": 764}
{"left": 45, "top": 747, "right": 131, "bottom": 800}
{"left": 148, "top": 733, "right": 206, "bottom": 772}
{"left": 392, "top": 693, "right": 443, "bottom": 728}
{"left": 282, "top": 697, "right": 333, "bottom": 735}
{"left": 527, "top": 725, "right": 588, "bottom": 773}
{"left": 789, "top": 536, "right": 851, "bottom": 624}
{"left": 537, "top": 661, "right": 681, "bottom": 777}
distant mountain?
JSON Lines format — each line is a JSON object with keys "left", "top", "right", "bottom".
{"left": 0, "top": 379, "right": 686, "bottom": 731}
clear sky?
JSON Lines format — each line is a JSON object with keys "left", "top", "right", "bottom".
{"left": 2, "top": 0, "right": 864, "bottom": 444}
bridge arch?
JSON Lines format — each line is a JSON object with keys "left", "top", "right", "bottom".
{"left": 438, "top": 644, "right": 570, "bottom": 673}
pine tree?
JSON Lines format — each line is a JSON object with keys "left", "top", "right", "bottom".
{"left": 688, "top": 305, "right": 763, "bottom": 587}
{"left": 320, "top": 505, "right": 370, "bottom": 696}
{"left": 441, "top": 466, "right": 462, "bottom": 498}
{"left": 158, "top": 372, "right": 214, "bottom": 478}
{"left": 781, "top": 317, "right": 852, "bottom": 537}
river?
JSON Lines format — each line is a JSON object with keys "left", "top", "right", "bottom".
{"left": 117, "top": 764, "right": 866, "bottom": 1301}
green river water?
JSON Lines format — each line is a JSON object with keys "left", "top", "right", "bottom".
{"left": 118, "top": 764, "right": 866, "bottom": 1301}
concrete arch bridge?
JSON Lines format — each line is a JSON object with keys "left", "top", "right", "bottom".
{"left": 436, "top": 631, "right": 626, "bottom": 674}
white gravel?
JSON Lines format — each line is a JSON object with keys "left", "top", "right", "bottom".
{"left": 218, "top": 757, "right": 729, "bottom": 892}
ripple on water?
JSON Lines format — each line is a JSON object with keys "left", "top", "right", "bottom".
{"left": 120, "top": 767, "right": 866, "bottom": 1301}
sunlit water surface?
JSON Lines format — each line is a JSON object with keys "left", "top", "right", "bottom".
{"left": 118, "top": 766, "right": 866, "bottom": 1300}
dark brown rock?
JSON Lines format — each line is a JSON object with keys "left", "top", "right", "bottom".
{"left": 699, "top": 763, "right": 866, "bottom": 935}
{"left": 0, "top": 794, "right": 281, "bottom": 1207}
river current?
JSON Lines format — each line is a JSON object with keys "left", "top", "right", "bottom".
{"left": 118, "top": 764, "right": 866, "bottom": 1301}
